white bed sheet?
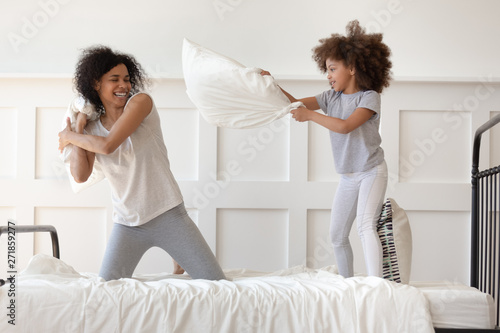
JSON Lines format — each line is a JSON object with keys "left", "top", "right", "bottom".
{"left": 411, "top": 280, "right": 496, "bottom": 329}
{"left": 1, "top": 254, "right": 436, "bottom": 333}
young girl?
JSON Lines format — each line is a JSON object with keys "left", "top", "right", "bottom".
{"left": 264, "top": 20, "right": 392, "bottom": 278}
{"left": 59, "top": 46, "right": 225, "bottom": 281}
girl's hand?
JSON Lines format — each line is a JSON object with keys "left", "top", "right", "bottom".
{"left": 260, "top": 70, "right": 271, "bottom": 76}
{"left": 291, "top": 107, "right": 313, "bottom": 122}
{"left": 58, "top": 117, "right": 73, "bottom": 152}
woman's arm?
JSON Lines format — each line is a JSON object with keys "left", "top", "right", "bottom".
{"left": 59, "top": 93, "right": 153, "bottom": 155}
{"left": 67, "top": 114, "right": 96, "bottom": 183}
{"left": 291, "top": 107, "right": 375, "bottom": 134}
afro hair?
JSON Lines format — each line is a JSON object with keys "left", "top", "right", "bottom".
{"left": 312, "top": 20, "right": 392, "bottom": 93}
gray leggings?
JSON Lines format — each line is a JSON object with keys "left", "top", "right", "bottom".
{"left": 99, "top": 203, "right": 226, "bottom": 281}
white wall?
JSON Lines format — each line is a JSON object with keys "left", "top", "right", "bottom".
{"left": 1, "top": 0, "right": 500, "bottom": 284}
{"left": 2, "top": 0, "right": 500, "bottom": 78}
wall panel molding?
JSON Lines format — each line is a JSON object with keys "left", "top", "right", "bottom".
{"left": 0, "top": 77, "right": 498, "bottom": 283}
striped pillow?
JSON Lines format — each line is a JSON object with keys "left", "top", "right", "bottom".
{"left": 377, "top": 198, "right": 412, "bottom": 284}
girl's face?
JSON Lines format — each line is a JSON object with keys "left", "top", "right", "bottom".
{"left": 95, "top": 63, "right": 132, "bottom": 110}
{"left": 325, "top": 58, "right": 357, "bottom": 94}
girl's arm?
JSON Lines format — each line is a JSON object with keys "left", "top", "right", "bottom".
{"left": 280, "top": 89, "right": 320, "bottom": 111}
{"left": 260, "top": 70, "right": 320, "bottom": 110}
{"left": 59, "top": 93, "right": 153, "bottom": 155}
{"left": 291, "top": 106, "right": 375, "bottom": 134}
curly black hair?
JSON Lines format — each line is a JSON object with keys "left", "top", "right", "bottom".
{"left": 73, "top": 45, "right": 149, "bottom": 114}
{"left": 312, "top": 20, "right": 392, "bottom": 93}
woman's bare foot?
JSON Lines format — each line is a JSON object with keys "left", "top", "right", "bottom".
{"left": 172, "top": 259, "right": 185, "bottom": 274}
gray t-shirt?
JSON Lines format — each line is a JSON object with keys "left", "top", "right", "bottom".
{"left": 315, "top": 90, "right": 384, "bottom": 174}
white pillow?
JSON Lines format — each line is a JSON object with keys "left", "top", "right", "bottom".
{"left": 68, "top": 96, "right": 100, "bottom": 128}
{"left": 21, "top": 253, "right": 81, "bottom": 276}
{"left": 182, "top": 39, "right": 304, "bottom": 129}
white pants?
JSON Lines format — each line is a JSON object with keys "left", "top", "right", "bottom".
{"left": 330, "top": 161, "right": 388, "bottom": 278}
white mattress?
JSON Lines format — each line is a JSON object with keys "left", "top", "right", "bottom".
{"left": 411, "top": 280, "right": 496, "bottom": 329}
{"left": 1, "top": 254, "right": 436, "bottom": 333}
{"left": 1, "top": 254, "right": 495, "bottom": 332}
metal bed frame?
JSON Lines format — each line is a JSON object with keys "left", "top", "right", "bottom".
{"left": 471, "top": 113, "right": 500, "bottom": 329}
{"left": 431, "top": 115, "right": 500, "bottom": 333}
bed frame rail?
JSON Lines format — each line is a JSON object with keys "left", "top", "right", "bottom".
{"left": 0, "top": 223, "right": 60, "bottom": 259}
{"left": 0, "top": 223, "right": 60, "bottom": 287}
{"left": 471, "top": 113, "right": 500, "bottom": 328}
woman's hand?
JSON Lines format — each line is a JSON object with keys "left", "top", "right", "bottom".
{"left": 260, "top": 69, "right": 271, "bottom": 76}
{"left": 58, "top": 117, "right": 73, "bottom": 152}
{"left": 75, "top": 111, "right": 88, "bottom": 131}
{"left": 291, "top": 107, "right": 313, "bottom": 122}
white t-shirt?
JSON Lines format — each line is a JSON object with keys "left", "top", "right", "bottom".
{"left": 85, "top": 93, "right": 183, "bottom": 226}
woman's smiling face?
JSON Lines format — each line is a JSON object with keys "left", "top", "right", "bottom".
{"left": 95, "top": 63, "right": 132, "bottom": 109}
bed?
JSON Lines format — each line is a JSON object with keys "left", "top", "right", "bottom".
{"left": 1, "top": 115, "right": 499, "bottom": 332}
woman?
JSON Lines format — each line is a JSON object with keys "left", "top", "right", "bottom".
{"left": 59, "top": 46, "right": 225, "bottom": 281}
